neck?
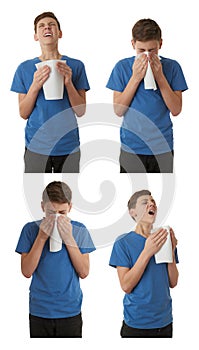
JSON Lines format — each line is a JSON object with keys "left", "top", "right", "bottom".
{"left": 39, "top": 45, "right": 61, "bottom": 61}
{"left": 135, "top": 222, "right": 153, "bottom": 238}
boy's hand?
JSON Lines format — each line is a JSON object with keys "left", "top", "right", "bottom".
{"left": 144, "top": 228, "right": 168, "bottom": 258}
{"left": 169, "top": 227, "right": 178, "bottom": 252}
{"left": 57, "top": 215, "right": 73, "bottom": 245}
{"left": 33, "top": 65, "right": 51, "bottom": 91}
{"left": 132, "top": 54, "right": 148, "bottom": 82}
{"left": 148, "top": 53, "right": 163, "bottom": 81}
{"left": 56, "top": 62, "right": 72, "bottom": 86}
{"left": 39, "top": 215, "right": 55, "bottom": 241}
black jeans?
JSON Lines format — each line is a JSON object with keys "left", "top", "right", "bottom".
{"left": 120, "top": 149, "right": 174, "bottom": 173}
{"left": 29, "top": 313, "right": 83, "bottom": 338}
{"left": 24, "top": 148, "right": 80, "bottom": 173}
{"left": 121, "top": 321, "right": 173, "bottom": 338}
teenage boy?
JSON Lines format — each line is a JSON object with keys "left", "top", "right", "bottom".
{"left": 106, "top": 19, "right": 188, "bottom": 173}
{"left": 11, "top": 12, "right": 90, "bottom": 173}
{"left": 109, "top": 190, "right": 178, "bottom": 337}
{"left": 15, "top": 181, "right": 95, "bottom": 338}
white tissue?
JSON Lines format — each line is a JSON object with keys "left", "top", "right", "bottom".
{"left": 152, "top": 226, "right": 173, "bottom": 264}
{"left": 144, "top": 61, "right": 157, "bottom": 90}
{"left": 143, "top": 51, "right": 157, "bottom": 90}
{"left": 49, "top": 214, "right": 62, "bottom": 252}
{"left": 35, "top": 60, "right": 66, "bottom": 100}
{"left": 136, "top": 51, "right": 157, "bottom": 90}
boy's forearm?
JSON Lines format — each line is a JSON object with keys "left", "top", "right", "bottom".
{"left": 120, "top": 250, "right": 150, "bottom": 294}
{"left": 65, "top": 82, "right": 86, "bottom": 117}
{"left": 113, "top": 77, "right": 140, "bottom": 117}
{"left": 168, "top": 256, "right": 179, "bottom": 288}
{"left": 19, "top": 86, "right": 39, "bottom": 119}
{"left": 21, "top": 232, "right": 47, "bottom": 278}
{"left": 156, "top": 75, "right": 182, "bottom": 116}
{"left": 64, "top": 235, "right": 89, "bottom": 279}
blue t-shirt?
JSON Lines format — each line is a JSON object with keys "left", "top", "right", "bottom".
{"left": 11, "top": 56, "right": 90, "bottom": 156}
{"left": 109, "top": 231, "right": 179, "bottom": 329}
{"left": 15, "top": 219, "right": 96, "bottom": 319}
{"left": 106, "top": 56, "right": 188, "bottom": 155}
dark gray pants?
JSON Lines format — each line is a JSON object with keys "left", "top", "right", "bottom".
{"left": 24, "top": 148, "right": 80, "bottom": 173}
{"left": 120, "top": 149, "right": 174, "bottom": 173}
{"left": 121, "top": 321, "right": 172, "bottom": 338}
{"left": 29, "top": 313, "right": 82, "bottom": 338}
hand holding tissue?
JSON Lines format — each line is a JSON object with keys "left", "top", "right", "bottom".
{"left": 136, "top": 51, "right": 159, "bottom": 90}
{"left": 49, "top": 213, "right": 63, "bottom": 252}
{"left": 35, "top": 60, "right": 66, "bottom": 100}
{"left": 151, "top": 226, "right": 173, "bottom": 264}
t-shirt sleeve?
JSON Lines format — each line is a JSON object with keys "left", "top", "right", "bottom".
{"left": 109, "top": 237, "right": 131, "bottom": 268}
{"left": 72, "top": 222, "right": 96, "bottom": 254}
{"left": 11, "top": 63, "right": 28, "bottom": 94}
{"left": 106, "top": 61, "right": 125, "bottom": 92}
{"left": 15, "top": 223, "right": 38, "bottom": 254}
{"left": 72, "top": 61, "right": 90, "bottom": 91}
{"left": 170, "top": 60, "right": 188, "bottom": 92}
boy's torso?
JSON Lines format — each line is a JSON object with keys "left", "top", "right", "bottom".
{"left": 110, "top": 231, "right": 173, "bottom": 329}
{"left": 16, "top": 220, "right": 95, "bottom": 319}
{"left": 107, "top": 56, "right": 188, "bottom": 155}
{"left": 11, "top": 56, "right": 90, "bottom": 156}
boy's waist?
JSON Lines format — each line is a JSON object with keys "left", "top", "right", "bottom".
{"left": 120, "top": 129, "right": 173, "bottom": 155}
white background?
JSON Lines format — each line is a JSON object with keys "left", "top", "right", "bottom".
{"left": 1, "top": 0, "right": 198, "bottom": 349}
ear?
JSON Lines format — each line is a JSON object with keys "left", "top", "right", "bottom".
{"left": 129, "top": 208, "right": 137, "bottom": 221}
{"left": 131, "top": 40, "right": 136, "bottom": 50}
{"left": 41, "top": 201, "right": 45, "bottom": 212}
{"left": 68, "top": 202, "right": 72, "bottom": 213}
{"left": 59, "top": 30, "right": 63, "bottom": 39}
{"left": 34, "top": 33, "right": 39, "bottom": 42}
{"left": 159, "top": 39, "right": 163, "bottom": 50}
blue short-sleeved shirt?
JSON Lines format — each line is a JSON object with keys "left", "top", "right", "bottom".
{"left": 106, "top": 56, "right": 188, "bottom": 155}
{"left": 15, "top": 219, "right": 95, "bottom": 319}
{"left": 109, "top": 231, "right": 179, "bottom": 329}
{"left": 11, "top": 56, "right": 90, "bottom": 156}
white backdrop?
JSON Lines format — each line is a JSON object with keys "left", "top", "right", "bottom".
{"left": 1, "top": 0, "right": 198, "bottom": 348}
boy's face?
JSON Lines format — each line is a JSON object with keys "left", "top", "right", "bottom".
{"left": 132, "top": 39, "right": 162, "bottom": 55}
{"left": 130, "top": 195, "right": 157, "bottom": 224}
{"left": 34, "top": 17, "right": 62, "bottom": 44}
{"left": 41, "top": 201, "right": 72, "bottom": 217}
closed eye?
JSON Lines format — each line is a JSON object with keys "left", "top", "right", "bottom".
{"left": 141, "top": 201, "right": 148, "bottom": 205}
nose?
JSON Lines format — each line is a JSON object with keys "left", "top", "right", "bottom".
{"left": 148, "top": 200, "right": 155, "bottom": 208}
{"left": 44, "top": 24, "right": 50, "bottom": 30}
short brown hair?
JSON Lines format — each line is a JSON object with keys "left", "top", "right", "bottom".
{"left": 42, "top": 181, "right": 72, "bottom": 204}
{"left": 132, "top": 19, "right": 162, "bottom": 42}
{"left": 128, "top": 190, "right": 151, "bottom": 210}
{"left": 34, "top": 12, "right": 61, "bottom": 33}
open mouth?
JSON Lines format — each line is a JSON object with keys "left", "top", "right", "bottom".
{"left": 44, "top": 33, "right": 52, "bottom": 37}
{"left": 148, "top": 209, "right": 155, "bottom": 216}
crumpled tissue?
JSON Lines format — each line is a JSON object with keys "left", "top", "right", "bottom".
{"left": 49, "top": 213, "right": 63, "bottom": 252}
{"left": 152, "top": 226, "right": 173, "bottom": 264}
